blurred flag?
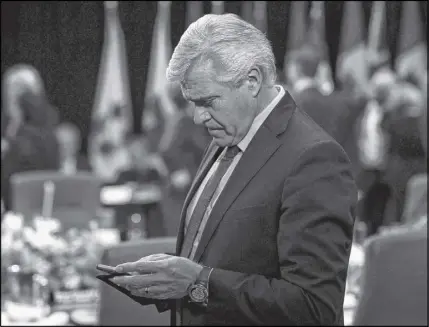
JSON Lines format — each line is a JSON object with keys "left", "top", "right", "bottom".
{"left": 285, "top": 1, "right": 308, "bottom": 55}
{"left": 211, "top": 1, "right": 224, "bottom": 15}
{"left": 141, "top": 1, "right": 177, "bottom": 152}
{"left": 89, "top": 1, "right": 133, "bottom": 181}
{"left": 306, "top": 1, "right": 334, "bottom": 95}
{"left": 336, "top": 1, "right": 368, "bottom": 90}
{"left": 253, "top": 1, "right": 267, "bottom": 34}
{"left": 395, "top": 1, "right": 427, "bottom": 81}
{"left": 367, "top": 1, "right": 390, "bottom": 73}
{"left": 186, "top": 1, "right": 204, "bottom": 27}
{"left": 241, "top": 1, "right": 254, "bottom": 25}
{"left": 284, "top": 0, "right": 308, "bottom": 83}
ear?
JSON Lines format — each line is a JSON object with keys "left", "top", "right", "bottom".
{"left": 246, "top": 67, "right": 263, "bottom": 97}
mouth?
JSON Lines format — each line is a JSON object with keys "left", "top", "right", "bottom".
{"left": 207, "top": 128, "right": 224, "bottom": 137}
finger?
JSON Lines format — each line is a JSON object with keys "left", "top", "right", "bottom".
{"left": 112, "top": 273, "right": 165, "bottom": 288}
{"left": 146, "top": 253, "right": 170, "bottom": 262}
{"left": 130, "top": 284, "right": 172, "bottom": 300}
{"left": 115, "top": 261, "right": 139, "bottom": 273}
{"left": 111, "top": 274, "right": 150, "bottom": 288}
{"left": 135, "top": 259, "right": 166, "bottom": 273}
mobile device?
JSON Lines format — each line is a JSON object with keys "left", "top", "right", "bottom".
{"left": 96, "top": 264, "right": 132, "bottom": 276}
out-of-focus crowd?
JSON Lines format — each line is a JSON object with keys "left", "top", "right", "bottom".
{"left": 1, "top": 46, "right": 427, "bottom": 238}
{"left": 1, "top": 63, "right": 212, "bottom": 237}
{"left": 284, "top": 46, "right": 427, "bottom": 236}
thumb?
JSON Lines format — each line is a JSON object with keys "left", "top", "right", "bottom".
{"left": 115, "top": 261, "right": 138, "bottom": 273}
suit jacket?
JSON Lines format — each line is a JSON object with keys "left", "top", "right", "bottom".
{"left": 293, "top": 86, "right": 367, "bottom": 179}
{"left": 149, "top": 91, "right": 357, "bottom": 325}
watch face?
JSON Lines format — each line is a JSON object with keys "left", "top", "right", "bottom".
{"left": 190, "top": 285, "right": 208, "bottom": 302}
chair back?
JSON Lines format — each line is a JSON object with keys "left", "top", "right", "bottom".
{"left": 98, "top": 237, "right": 176, "bottom": 326}
{"left": 10, "top": 171, "right": 102, "bottom": 230}
{"left": 353, "top": 228, "right": 427, "bottom": 325}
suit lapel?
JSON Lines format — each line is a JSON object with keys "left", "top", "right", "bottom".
{"left": 175, "top": 141, "right": 221, "bottom": 255}
{"left": 192, "top": 92, "right": 297, "bottom": 262}
{"left": 192, "top": 126, "right": 281, "bottom": 261}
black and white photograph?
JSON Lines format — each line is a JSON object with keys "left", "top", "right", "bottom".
{"left": 1, "top": 1, "right": 427, "bottom": 326}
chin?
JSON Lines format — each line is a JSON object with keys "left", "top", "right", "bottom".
{"left": 212, "top": 136, "right": 238, "bottom": 148}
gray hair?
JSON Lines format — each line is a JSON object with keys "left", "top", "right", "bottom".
{"left": 166, "top": 13, "right": 277, "bottom": 88}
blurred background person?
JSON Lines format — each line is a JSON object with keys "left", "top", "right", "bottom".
{"left": 1, "top": 64, "right": 60, "bottom": 211}
{"left": 117, "top": 134, "right": 169, "bottom": 186}
{"left": 379, "top": 81, "right": 427, "bottom": 226}
{"left": 113, "top": 134, "right": 169, "bottom": 240}
{"left": 285, "top": 46, "right": 367, "bottom": 174}
{"left": 55, "top": 122, "right": 90, "bottom": 175}
{"left": 352, "top": 65, "right": 398, "bottom": 235}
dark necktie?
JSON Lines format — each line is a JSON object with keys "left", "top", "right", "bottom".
{"left": 180, "top": 145, "right": 241, "bottom": 258}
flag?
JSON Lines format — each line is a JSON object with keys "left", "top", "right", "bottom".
{"left": 89, "top": 1, "right": 133, "bottom": 181}
{"left": 284, "top": 1, "right": 308, "bottom": 85}
{"left": 285, "top": 1, "right": 308, "bottom": 54}
{"left": 306, "top": 1, "right": 334, "bottom": 95}
{"left": 186, "top": 1, "right": 204, "bottom": 28}
{"left": 367, "top": 1, "right": 390, "bottom": 74}
{"left": 395, "top": 1, "right": 427, "bottom": 81}
{"left": 241, "top": 1, "right": 254, "bottom": 25}
{"left": 211, "top": 1, "right": 224, "bottom": 15}
{"left": 141, "top": 1, "right": 176, "bottom": 152}
{"left": 336, "top": 1, "right": 368, "bottom": 90}
{"left": 253, "top": 1, "right": 267, "bottom": 34}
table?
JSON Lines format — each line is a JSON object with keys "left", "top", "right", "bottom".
{"left": 1, "top": 304, "right": 98, "bottom": 326}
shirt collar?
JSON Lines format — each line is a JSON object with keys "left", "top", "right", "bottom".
{"left": 237, "top": 85, "right": 285, "bottom": 152}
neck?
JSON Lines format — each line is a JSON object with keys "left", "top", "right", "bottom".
{"left": 256, "top": 85, "right": 279, "bottom": 115}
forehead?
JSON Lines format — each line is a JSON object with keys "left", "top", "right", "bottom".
{"left": 181, "top": 61, "right": 225, "bottom": 101}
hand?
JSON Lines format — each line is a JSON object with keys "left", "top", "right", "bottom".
{"left": 112, "top": 254, "right": 204, "bottom": 300}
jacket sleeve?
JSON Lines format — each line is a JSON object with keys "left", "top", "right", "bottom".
{"left": 205, "top": 141, "right": 357, "bottom": 325}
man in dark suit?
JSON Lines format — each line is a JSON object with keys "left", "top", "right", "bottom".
{"left": 111, "top": 14, "right": 357, "bottom": 325}
{"left": 285, "top": 47, "right": 367, "bottom": 171}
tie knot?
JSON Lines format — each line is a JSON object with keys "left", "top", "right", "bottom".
{"left": 222, "top": 146, "right": 240, "bottom": 160}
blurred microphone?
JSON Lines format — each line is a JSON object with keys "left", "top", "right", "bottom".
{"left": 104, "top": 1, "right": 118, "bottom": 10}
{"left": 42, "top": 181, "right": 55, "bottom": 218}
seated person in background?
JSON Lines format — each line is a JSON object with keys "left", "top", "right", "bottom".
{"left": 55, "top": 122, "right": 90, "bottom": 174}
{"left": 117, "top": 134, "right": 169, "bottom": 185}
{"left": 1, "top": 64, "right": 60, "bottom": 211}
{"left": 114, "top": 134, "right": 168, "bottom": 239}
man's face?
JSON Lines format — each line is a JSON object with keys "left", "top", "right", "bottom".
{"left": 182, "top": 62, "right": 259, "bottom": 147}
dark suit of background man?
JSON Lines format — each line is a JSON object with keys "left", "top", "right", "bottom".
{"left": 112, "top": 14, "right": 357, "bottom": 326}
{"left": 285, "top": 47, "right": 367, "bottom": 179}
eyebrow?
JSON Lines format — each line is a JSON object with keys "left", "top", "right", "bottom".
{"left": 187, "top": 95, "right": 217, "bottom": 103}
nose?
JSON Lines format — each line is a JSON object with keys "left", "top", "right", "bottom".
{"left": 193, "top": 107, "right": 209, "bottom": 125}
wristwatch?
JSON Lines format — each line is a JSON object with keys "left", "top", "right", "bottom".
{"left": 188, "top": 266, "right": 212, "bottom": 304}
